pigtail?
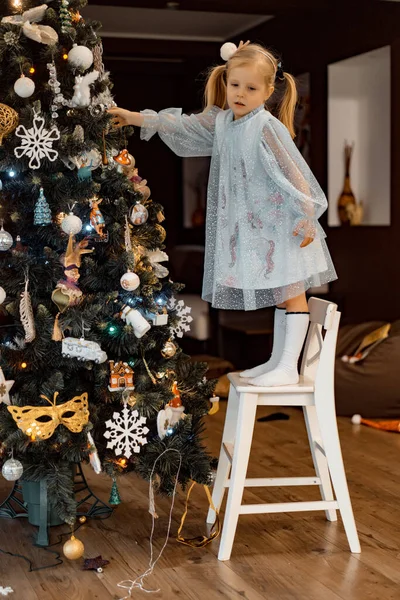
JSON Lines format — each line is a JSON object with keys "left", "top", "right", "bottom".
{"left": 278, "top": 71, "right": 297, "bottom": 139}
{"left": 204, "top": 65, "right": 227, "bottom": 110}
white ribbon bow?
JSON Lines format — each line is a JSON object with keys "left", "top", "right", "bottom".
{"left": 2, "top": 4, "right": 58, "bottom": 46}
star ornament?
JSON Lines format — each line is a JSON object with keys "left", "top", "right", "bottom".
{"left": 83, "top": 556, "right": 110, "bottom": 571}
{"left": 0, "top": 367, "right": 14, "bottom": 406}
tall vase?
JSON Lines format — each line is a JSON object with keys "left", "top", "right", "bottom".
{"left": 337, "top": 142, "right": 356, "bottom": 225}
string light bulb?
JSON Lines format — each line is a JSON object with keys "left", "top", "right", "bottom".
{"left": 29, "top": 67, "right": 35, "bottom": 74}
{"left": 63, "top": 53, "right": 68, "bottom": 60}
{"left": 12, "top": 0, "right": 22, "bottom": 10}
{"left": 21, "top": 362, "right": 27, "bottom": 369}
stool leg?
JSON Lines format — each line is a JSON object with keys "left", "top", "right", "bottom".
{"left": 207, "top": 384, "right": 240, "bottom": 524}
{"left": 315, "top": 394, "right": 361, "bottom": 553}
{"left": 218, "top": 393, "right": 257, "bottom": 561}
{"left": 303, "top": 405, "right": 337, "bottom": 522}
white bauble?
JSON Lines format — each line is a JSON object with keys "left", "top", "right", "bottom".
{"left": 68, "top": 44, "right": 94, "bottom": 70}
{"left": 0, "top": 287, "right": 6, "bottom": 304}
{"left": 120, "top": 271, "right": 140, "bottom": 291}
{"left": 14, "top": 75, "right": 35, "bottom": 98}
{"left": 351, "top": 414, "right": 362, "bottom": 425}
{"left": 61, "top": 212, "right": 82, "bottom": 235}
{"left": 2, "top": 458, "right": 23, "bottom": 481}
{"left": 220, "top": 42, "right": 237, "bottom": 61}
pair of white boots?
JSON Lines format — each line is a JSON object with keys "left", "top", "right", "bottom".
{"left": 240, "top": 308, "right": 310, "bottom": 387}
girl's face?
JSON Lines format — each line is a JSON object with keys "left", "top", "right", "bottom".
{"left": 227, "top": 64, "right": 273, "bottom": 120}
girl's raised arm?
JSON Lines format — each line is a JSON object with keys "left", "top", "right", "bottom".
{"left": 109, "top": 106, "right": 221, "bottom": 158}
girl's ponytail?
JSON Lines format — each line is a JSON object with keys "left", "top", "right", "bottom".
{"left": 204, "top": 65, "right": 227, "bottom": 110}
{"left": 278, "top": 72, "right": 297, "bottom": 139}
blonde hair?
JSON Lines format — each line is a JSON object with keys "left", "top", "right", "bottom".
{"left": 204, "top": 43, "right": 298, "bottom": 138}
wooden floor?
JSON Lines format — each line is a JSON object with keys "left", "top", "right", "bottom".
{"left": 1, "top": 402, "right": 400, "bottom": 600}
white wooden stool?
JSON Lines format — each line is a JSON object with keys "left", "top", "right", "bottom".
{"left": 207, "top": 297, "right": 361, "bottom": 561}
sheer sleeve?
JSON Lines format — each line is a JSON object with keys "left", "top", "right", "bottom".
{"left": 260, "top": 117, "right": 328, "bottom": 238}
{"left": 139, "top": 106, "right": 221, "bottom": 157}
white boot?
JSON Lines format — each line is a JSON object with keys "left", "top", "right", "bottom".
{"left": 240, "top": 308, "right": 286, "bottom": 378}
{"left": 248, "top": 313, "right": 310, "bottom": 387}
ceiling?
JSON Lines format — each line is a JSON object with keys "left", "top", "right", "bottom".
{"left": 82, "top": 6, "right": 273, "bottom": 42}
{"left": 81, "top": 0, "right": 381, "bottom": 62}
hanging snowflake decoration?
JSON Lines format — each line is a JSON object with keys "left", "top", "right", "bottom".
{"left": 104, "top": 404, "right": 149, "bottom": 459}
{"left": 167, "top": 296, "right": 193, "bottom": 338}
{"left": 14, "top": 112, "right": 60, "bottom": 170}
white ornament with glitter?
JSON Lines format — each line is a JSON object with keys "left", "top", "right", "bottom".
{"left": 104, "top": 404, "right": 149, "bottom": 459}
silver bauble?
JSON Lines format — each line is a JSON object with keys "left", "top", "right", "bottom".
{"left": 14, "top": 76, "right": 35, "bottom": 98}
{"left": 2, "top": 458, "right": 23, "bottom": 481}
{"left": 0, "top": 225, "right": 13, "bottom": 251}
{"left": 61, "top": 212, "right": 82, "bottom": 235}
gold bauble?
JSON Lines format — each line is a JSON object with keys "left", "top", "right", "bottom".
{"left": 0, "top": 103, "right": 19, "bottom": 145}
{"left": 161, "top": 340, "right": 177, "bottom": 359}
{"left": 63, "top": 535, "right": 85, "bottom": 560}
{"left": 79, "top": 516, "right": 87, "bottom": 524}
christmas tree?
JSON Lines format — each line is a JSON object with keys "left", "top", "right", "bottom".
{"left": 0, "top": 0, "right": 215, "bottom": 527}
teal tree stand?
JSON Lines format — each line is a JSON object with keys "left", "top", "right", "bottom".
{"left": 0, "top": 464, "right": 113, "bottom": 546}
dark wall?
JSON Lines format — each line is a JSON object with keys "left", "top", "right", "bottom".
{"left": 104, "top": 53, "right": 213, "bottom": 252}
{"left": 242, "top": 4, "right": 400, "bottom": 323}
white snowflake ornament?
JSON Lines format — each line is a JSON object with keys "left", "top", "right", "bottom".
{"left": 0, "top": 587, "right": 13, "bottom": 597}
{"left": 104, "top": 405, "right": 149, "bottom": 459}
{"left": 167, "top": 297, "right": 193, "bottom": 338}
{"left": 14, "top": 112, "right": 60, "bottom": 170}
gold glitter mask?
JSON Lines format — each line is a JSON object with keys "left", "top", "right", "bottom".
{"left": 7, "top": 392, "right": 89, "bottom": 440}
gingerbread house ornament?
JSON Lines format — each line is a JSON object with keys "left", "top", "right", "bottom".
{"left": 108, "top": 360, "right": 135, "bottom": 392}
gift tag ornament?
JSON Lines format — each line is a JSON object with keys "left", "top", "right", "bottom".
{"left": 2, "top": 458, "right": 23, "bottom": 481}
{"left": 129, "top": 201, "right": 148, "bottom": 226}
{"left": 14, "top": 75, "right": 35, "bottom": 98}
{"left": 120, "top": 270, "right": 140, "bottom": 291}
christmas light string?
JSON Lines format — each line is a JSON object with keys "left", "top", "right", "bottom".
{"left": 117, "top": 448, "right": 183, "bottom": 597}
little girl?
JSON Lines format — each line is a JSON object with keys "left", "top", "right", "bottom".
{"left": 109, "top": 41, "right": 337, "bottom": 387}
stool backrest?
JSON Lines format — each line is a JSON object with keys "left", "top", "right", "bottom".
{"left": 300, "top": 297, "right": 341, "bottom": 387}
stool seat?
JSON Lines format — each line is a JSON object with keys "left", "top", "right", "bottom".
{"left": 207, "top": 298, "right": 361, "bottom": 561}
{"left": 230, "top": 372, "right": 315, "bottom": 395}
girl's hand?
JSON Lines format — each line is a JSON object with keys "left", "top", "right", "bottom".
{"left": 108, "top": 107, "right": 137, "bottom": 127}
{"left": 293, "top": 219, "right": 315, "bottom": 248}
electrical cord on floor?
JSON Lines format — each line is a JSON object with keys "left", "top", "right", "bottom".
{"left": 0, "top": 512, "right": 112, "bottom": 571}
